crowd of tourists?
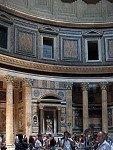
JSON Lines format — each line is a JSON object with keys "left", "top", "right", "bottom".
{"left": 0, "top": 128, "right": 113, "bottom": 150}
{"left": 14, "top": 128, "right": 113, "bottom": 150}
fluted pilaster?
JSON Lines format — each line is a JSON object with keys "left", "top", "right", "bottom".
{"left": 23, "top": 78, "right": 32, "bottom": 139}
{"left": 13, "top": 80, "right": 19, "bottom": 137}
{"left": 66, "top": 82, "right": 73, "bottom": 132}
{"left": 100, "top": 82, "right": 108, "bottom": 132}
{"left": 5, "top": 75, "right": 15, "bottom": 149}
{"left": 39, "top": 103, "right": 44, "bottom": 133}
{"left": 81, "top": 82, "right": 89, "bottom": 131}
{"left": 57, "top": 106, "right": 61, "bottom": 133}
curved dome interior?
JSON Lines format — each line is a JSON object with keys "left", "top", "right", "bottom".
{"left": 0, "top": 0, "right": 113, "bottom": 24}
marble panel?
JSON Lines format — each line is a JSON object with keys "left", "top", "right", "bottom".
{"left": 15, "top": 26, "right": 36, "bottom": 57}
{"left": 60, "top": 35, "right": 82, "bottom": 61}
{"left": 105, "top": 36, "right": 113, "bottom": 61}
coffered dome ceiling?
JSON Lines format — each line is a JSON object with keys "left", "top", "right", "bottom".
{"left": 0, "top": 0, "right": 113, "bottom": 26}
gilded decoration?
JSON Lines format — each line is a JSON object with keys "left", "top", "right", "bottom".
{"left": 1, "top": 54, "right": 113, "bottom": 74}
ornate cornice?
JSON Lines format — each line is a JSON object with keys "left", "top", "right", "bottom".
{"left": 0, "top": 4, "right": 113, "bottom": 28}
{"left": 1, "top": 54, "right": 113, "bottom": 75}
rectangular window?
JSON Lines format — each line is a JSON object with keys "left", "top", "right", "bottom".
{"left": 85, "top": 38, "right": 101, "bottom": 62}
{"left": 88, "top": 41, "right": 98, "bottom": 60}
{"left": 43, "top": 37, "right": 54, "bottom": 58}
{"left": 0, "top": 25, "right": 7, "bottom": 49}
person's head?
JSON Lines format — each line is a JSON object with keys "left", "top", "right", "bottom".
{"left": 38, "top": 133, "right": 43, "bottom": 141}
{"left": 84, "top": 128, "right": 92, "bottom": 137}
{"left": 97, "top": 131, "right": 105, "bottom": 144}
{"left": 29, "top": 135, "right": 35, "bottom": 144}
{"left": 18, "top": 134, "right": 23, "bottom": 142}
{"left": 104, "top": 131, "right": 108, "bottom": 140}
{"left": 64, "top": 131, "right": 69, "bottom": 139}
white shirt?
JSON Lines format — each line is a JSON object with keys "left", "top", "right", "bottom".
{"left": 97, "top": 140, "right": 111, "bottom": 150}
{"left": 61, "top": 138, "right": 72, "bottom": 150}
{"left": 35, "top": 139, "right": 42, "bottom": 149}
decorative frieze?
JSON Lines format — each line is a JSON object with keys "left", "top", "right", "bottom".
{"left": 2, "top": 54, "right": 113, "bottom": 75}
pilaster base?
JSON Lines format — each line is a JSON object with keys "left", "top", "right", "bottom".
{"left": 6, "top": 144, "right": 15, "bottom": 150}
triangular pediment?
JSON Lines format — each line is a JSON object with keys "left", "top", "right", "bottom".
{"left": 38, "top": 26, "right": 59, "bottom": 35}
{"left": 0, "top": 12, "right": 13, "bottom": 24}
{"left": 83, "top": 30, "right": 102, "bottom": 37}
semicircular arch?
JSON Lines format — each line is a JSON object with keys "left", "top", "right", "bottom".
{"left": 40, "top": 93, "right": 61, "bottom": 100}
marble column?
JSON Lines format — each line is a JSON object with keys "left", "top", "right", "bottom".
{"left": 57, "top": 106, "right": 61, "bottom": 133}
{"left": 23, "top": 78, "right": 32, "bottom": 139}
{"left": 5, "top": 75, "right": 15, "bottom": 150}
{"left": 39, "top": 103, "right": 44, "bottom": 134}
{"left": 100, "top": 82, "right": 108, "bottom": 132}
{"left": 13, "top": 81, "right": 19, "bottom": 137}
{"left": 66, "top": 83, "right": 73, "bottom": 133}
{"left": 81, "top": 83, "right": 89, "bottom": 132}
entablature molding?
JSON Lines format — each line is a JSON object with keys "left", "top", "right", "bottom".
{"left": 1, "top": 54, "right": 113, "bottom": 75}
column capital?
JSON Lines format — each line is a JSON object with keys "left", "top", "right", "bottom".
{"left": 57, "top": 106, "right": 61, "bottom": 111}
{"left": 100, "top": 82, "right": 108, "bottom": 90}
{"left": 23, "top": 78, "right": 32, "bottom": 87}
{"left": 5, "top": 75, "right": 15, "bottom": 84}
{"left": 81, "top": 82, "right": 89, "bottom": 91}
{"left": 13, "top": 80, "right": 20, "bottom": 88}
{"left": 65, "top": 82, "right": 73, "bottom": 90}
{"left": 38, "top": 103, "right": 44, "bottom": 109}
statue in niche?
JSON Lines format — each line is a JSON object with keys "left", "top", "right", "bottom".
{"left": 46, "top": 116, "right": 53, "bottom": 133}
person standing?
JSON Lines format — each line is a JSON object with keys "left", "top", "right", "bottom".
{"left": 61, "top": 131, "right": 73, "bottom": 150}
{"left": 35, "top": 134, "right": 44, "bottom": 149}
{"left": 96, "top": 131, "right": 111, "bottom": 150}
{"left": 50, "top": 137, "right": 56, "bottom": 150}
{"left": 15, "top": 134, "right": 28, "bottom": 150}
{"left": 84, "top": 129, "right": 93, "bottom": 150}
